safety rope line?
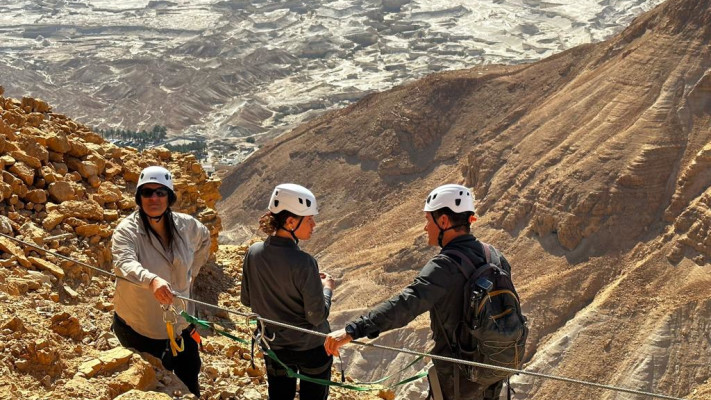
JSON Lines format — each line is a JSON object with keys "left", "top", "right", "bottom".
{"left": 182, "top": 310, "right": 427, "bottom": 391}
{"left": 0, "top": 232, "right": 686, "bottom": 400}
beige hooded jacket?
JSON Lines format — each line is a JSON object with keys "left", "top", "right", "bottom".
{"left": 112, "top": 211, "right": 211, "bottom": 339}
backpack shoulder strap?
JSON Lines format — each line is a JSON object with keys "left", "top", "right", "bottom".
{"left": 441, "top": 248, "right": 502, "bottom": 282}
{"left": 440, "top": 249, "right": 476, "bottom": 276}
{"left": 479, "top": 241, "right": 501, "bottom": 267}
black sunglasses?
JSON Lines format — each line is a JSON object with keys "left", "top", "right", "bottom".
{"left": 139, "top": 187, "right": 170, "bottom": 198}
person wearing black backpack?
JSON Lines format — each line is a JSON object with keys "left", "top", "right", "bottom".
{"left": 324, "top": 184, "right": 526, "bottom": 400}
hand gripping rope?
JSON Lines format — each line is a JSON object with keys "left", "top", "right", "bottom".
{"left": 0, "top": 231, "right": 688, "bottom": 400}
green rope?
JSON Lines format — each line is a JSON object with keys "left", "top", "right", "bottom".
{"left": 180, "top": 311, "right": 427, "bottom": 391}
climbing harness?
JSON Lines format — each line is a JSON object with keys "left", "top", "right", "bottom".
{"left": 0, "top": 232, "right": 688, "bottom": 400}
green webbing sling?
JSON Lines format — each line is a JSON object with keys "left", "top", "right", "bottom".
{"left": 180, "top": 311, "right": 428, "bottom": 391}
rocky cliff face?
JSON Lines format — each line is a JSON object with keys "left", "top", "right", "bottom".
{"left": 219, "top": 0, "right": 711, "bottom": 398}
{"left": 0, "top": 90, "right": 222, "bottom": 268}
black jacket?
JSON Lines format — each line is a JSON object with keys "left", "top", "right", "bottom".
{"left": 241, "top": 236, "right": 332, "bottom": 351}
{"left": 348, "top": 234, "right": 511, "bottom": 358}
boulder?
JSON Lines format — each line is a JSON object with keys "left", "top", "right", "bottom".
{"left": 10, "top": 150, "right": 41, "bottom": 169}
{"left": 9, "top": 161, "right": 35, "bottom": 186}
{"left": 103, "top": 209, "right": 119, "bottom": 221}
{"left": 78, "top": 347, "right": 134, "bottom": 378}
{"left": 86, "top": 153, "right": 106, "bottom": 175}
{"left": 42, "top": 212, "right": 65, "bottom": 231}
{"left": 48, "top": 181, "right": 75, "bottom": 203}
{"left": 0, "top": 236, "right": 31, "bottom": 268}
{"left": 21, "top": 97, "right": 51, "bottom": 113}
{"left": 67, "top": 139, "right": 89, "bottom": 157}
{"left": 19, "top": 221, "right": 47, "bottom": 245}
{"left": 49, "top": 312, "right": 83, "bottom": 340}
{"left": 46, "top": 133, "right": 72, "bottom": 153}
{"left": 114, "top": 390, "right": 170, "bottom": 400}
{"left": 75, "top": 224, "right": 101, "bottom": 237}
{"left": 104, "top": 161, "right": 122, "bottom": 178}
{"left": 97, "top": 181, "right": 122, "bottom": 202}
{"left": 66, "top": 156, "right": 99, "bottom": 178}
{"left": 0, "top": 215, "right": 13, "bottom": 234}
{"left": 29, "top": 257, "right": 65, "bottom": 279}
{"left": 58, "top": 199, "right": 103, "bottom": 220}
{"left": 111, "top": 356, "right": 157, "bottom": 392}
{"left": 19, "top": 135, "right": 49, "bottom": 164}
{"left": 24, "top": 189, "right": 47, "bottom": 204}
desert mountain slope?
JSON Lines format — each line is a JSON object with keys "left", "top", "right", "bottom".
{"left": 219, "top": 0, "right": 711, "bottom": 398}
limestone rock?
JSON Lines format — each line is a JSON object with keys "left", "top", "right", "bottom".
{"left": 24, "top": 189, "right": 47, "bottom": 204}
{"left": 29, "top": 256, "right": 65, "bottom": 279}
{"left": 10, "top": 150, "right": 41, "bottom": 169}
{"left": 21, "top": 97, "right": 51, "bottom": 113}
{"left": 103, "top": 209, "right": 119, "bottom": 221}
{"left": 48, "top": 181, "right": 75, "bottom": 203}
{"left": 75, "top": 224, "right": 110, "bottom": 238}
{"left": 104, "top": 161, "right": 122, "bottom": 178}
{"left": 0, "top": 215, "right": 13, "bottom": 234}
{"left": 46, "top": 133, "right": 72, "bottom": 153}
{"left": 67, "top": 139, "right": 89, "bottom": 158}
{"left": 1, "top": 316, "right": 25, "bottom": 332}
{"left": 19, "top": 221, "right": 47, "bottom": 245}
{"left": 42, "top": 212, "right": 65, "bottom": 231}
{"left": 110, "top": 354, "right": 157, "bottom": 392}
{"left": 114, "top": 390, "right": 171, "bottom": 400}
{"left": 9, "top": 161, "right": 35, "bottom": 186}
{"left": 66, "top": 156, "right": 99, "bottom": 178}
{"left": 50, "top": 312, "right": 83, "bottom": 340}
{"left": 79, "top": 347, "right": 134, "bottom": 378}
{"left": 0, "top": 236, "right": 31, "bottom": 268}
{"left": 19, "top": 136, "right": 49, "bottom": 165}
{"left": 58, "top": 199, "right": 103, "bottom": 220}
{"left": 97, "top": 181, "right": 122, "bottom": 202}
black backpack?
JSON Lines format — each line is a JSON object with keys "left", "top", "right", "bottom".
{"left": 435, "top": 242, "right": 528, "bottom": 388}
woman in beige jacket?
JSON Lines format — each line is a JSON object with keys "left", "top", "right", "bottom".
{"left": 111, "top": 166, "right": 210, "bottom": 397}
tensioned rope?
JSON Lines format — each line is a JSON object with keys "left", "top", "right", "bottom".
{"left": 0, "top": 231, "right": 685, "bottom": 400}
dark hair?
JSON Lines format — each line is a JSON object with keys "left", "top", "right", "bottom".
{"left": 431, "top": 207, "right": 473, "bottom": 233}
{"left": 259, "top": 210, "right": 297, "bottom": 235}
{"left": 138, "top": 207, "right": 182, "bottom": 249}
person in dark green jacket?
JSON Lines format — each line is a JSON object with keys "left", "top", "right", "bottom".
{"left": 325, "top": 184, "right": 511, "bottom": 400}
{"left": 241, "top": 183, "right": 336, "bottom": 400}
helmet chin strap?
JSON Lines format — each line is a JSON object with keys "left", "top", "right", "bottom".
{"left": 144, "top": 208, "right": 169, "bottom": 224}
{"left": 431, "top": 212, "right": 465, "bottom": 248}
{"left": 148, "top": 214, "right": 164, "bottom": 223}
{"left": 282, "top": 216, "right": 305, "bottom": 244}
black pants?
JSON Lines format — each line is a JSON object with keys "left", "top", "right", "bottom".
{"left": 263, "top": 345, "right": 333, "bottom": 400}
{"left": 112, "top": 313, "right": 201, "bottom": 397}
{"left": 430, "top": 360, "right": 503, "bottom": 400}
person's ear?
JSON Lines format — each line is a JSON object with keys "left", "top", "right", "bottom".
{"left": 469, "top": 214, "right": 477, "bottom": 224}
{"left": 438, "top": 214, "right": 450, "bottom": 229}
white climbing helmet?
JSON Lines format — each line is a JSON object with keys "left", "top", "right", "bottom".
{"left": 137, "top": 166, "right": 174, "bottom": 191}
{"left": 423, "top": 184, "right": 475, "bottom": 214}
{"left": 268, "top": 183, "right": 318, "bottom": 216}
